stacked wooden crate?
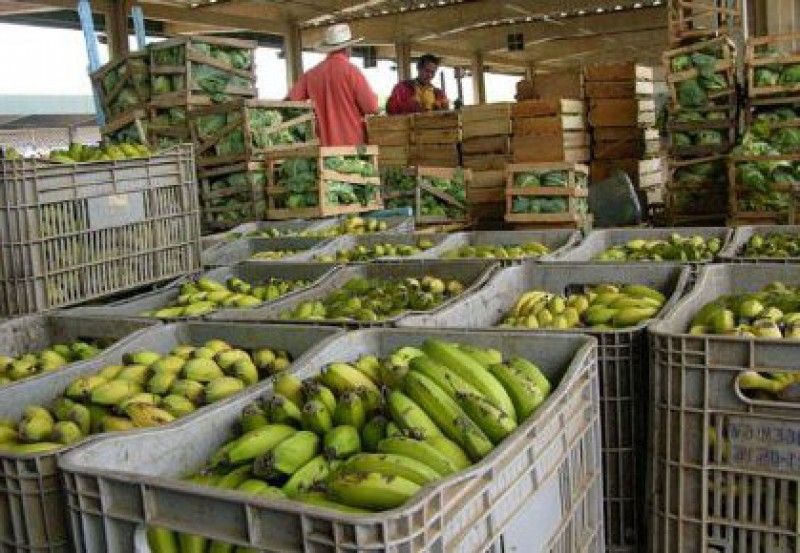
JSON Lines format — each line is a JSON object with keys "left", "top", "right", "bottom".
{"left": 383, "top": 166, "right": 470, "bottom": 228}
{"left": 91, "top": 51, "right": 151, "bottom": 145}
{"left": 585, "top": 62, "right": 663, "bottom": 206}
{"left": 366, "top": 114, "right": 411, "bottom": 168}
{"left": 460, "top": 103, "right": 513, "bottom": 225}
{"left": 504, "top": 162, "right": 591, "bottom": 229}
{"left": 411, "top": 111, "right": 462, "bottom": 166}
{"left": 511, "top": 99, "right": 590, "bottom": 164}
{"left": 667, "top": 0, "right": 742, "bottom": 47}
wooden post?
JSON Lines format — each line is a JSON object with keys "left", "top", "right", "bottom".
{"left": 105, "top": 0, "right": 130, "bottom": 59}
{"left": 285, "top": 22, "right": 303, "bottom": 89}
{"left": 396, "top": 41, "right": 412, "bottom": 82}
{"left": 471, "top": 52, "right": 486, "bottom": 105}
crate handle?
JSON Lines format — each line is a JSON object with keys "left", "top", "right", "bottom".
{"left": 734, "top": 371, "right": 800, "bottom": 410}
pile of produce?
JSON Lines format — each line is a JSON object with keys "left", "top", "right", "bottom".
{"left": 278, "top": 276, "right": 466, "bottom": 322}
{"left": 273, "top": 156, "right": 379, "bottom": 210}
{"left": 736, "top": 369, "right": 800, "bottom": 402}
{"left": 314, "top": 239, "right": 434, "bottom": 263}
{"left": 139, "top": 276, "right": 313, "bottom": 319}
{"left": 47, "top": 142, "right": 152, "bottom": 163}
{"left": 740, "top": 232, "right": 800, "bottom": 258}
{"left": 668, "top": 158, "right": 728, "bottom": 213}
{"left": 0, "top": 341, "right": 105, "bottom": 386}
{"left": 100, "top": 56, "right": 149, "bottom": 117}
{"left": 203, "top": 170, "right": 266, "bottom": 228}
{"left": 510, "top": 169, "right": 589, "bottom": 216}
{"left": 243, "top": 216, "right": 390, "bottom": 239}
{"left": 500, "top": 283, "right": 666, "bottom": 330}
{"left": 149, "top": 338, "right": 554, "bottom": 534}
{"left": 250, "top": 249, "right": 303, "bottom": 261}
{"left": 592, "top": 234, "right": 722, "bottom": 262}
{"left": 384, "top": 168, "right": 467, "bottom": 220}
{"left": 689, "top": 281, "right": 800, "bottom": 338}
{"left": 440, "top": 242, "right": 551, "bottom": 260}
{"left": 731, "top": 133, "right": 800, "bottom": 213}
{"left": 0, "top": 340, "right": 290, "bottom": 454}
{"left": 750, "top": 106, "right": 800, "bottom": 154}
{"left": 670, "top": 46, "right": 731, "bottom": 107}
{"left": 752, "top": 46, "right": 800, "bottom": 90}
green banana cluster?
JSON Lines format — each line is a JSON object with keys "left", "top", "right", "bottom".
{"left": 0, "top": 341, "right": 104, "bottom": 387}
{"left": 161, "top": 338, "right": 552, "bottom": 547}
{"left": 741, "top": 232, "right": 800, "bottom": 258}
{"left": 0, "top": 340, "right": 290, "bottom": 455}
{"left": 247, "top": 216, "right": 390, "bottom": 239}
{"left": 279, "top": 276, "right": 466, "bottom": 322}
{"left": 502, "top": 283, "right": 666, "bottom": 330}
{"left": 140, "top": 276, "right": 311, "bottom": 319}
{"left": 736, "top": 369, "right": 800, "bottom": 402}
{"left": 689, "top": 281, "right": 800, "bottom": 338}
{"left": 440, "top": 242, "right": 551, "bottom": 260}
{"left": 47, "top": 142, "right": 151, "bottom": 163}
{"left": 250, "top": 250, "right": 301, "bottom": 261}
{"left": 593, "top": 233, "right": 722, "bottom": 262}
{"left": 314, "top": 238, "right": 434, "bottom": 263}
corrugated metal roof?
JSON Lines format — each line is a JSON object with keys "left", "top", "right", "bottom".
{"left": 0, "top": 114, "right": 97, "bottom": 129}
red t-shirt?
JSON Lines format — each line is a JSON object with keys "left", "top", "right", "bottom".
{"left": 288, "top": 52, "right": 379, "bottom": 147}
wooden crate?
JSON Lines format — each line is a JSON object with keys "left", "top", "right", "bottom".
{"left": 588, "top": 99, "right": 657, "bottom": 127}
{"left": 412, "top": 111, "right": 461, "bottom": 130}
{"left": 265, "top": 145, "right": 383, "bottom": 220}
{"left": 531, "top": 70, "right": 585, "bottom": 100}
{"left": 149, "top": 36, "right": 257, "bottom": 102}
{"left": 198, "top": 161, "right": 266, "bottom": 230}
{"left": 461, "top": 103, "right": 513, "bottom": 140}
{"left": 664, "top": 36, "right": 737, "bottom": 107}
{"left": 727, "top": 154, "right": 800, "bottom": 225}
{"left": 379, "top": 145, "right": 411, "bottom": 167}
{"left": 383, "top": 166, "right": 471, "bottom": 226}
{"left": 513, "top": 133, "right": 589, "bottom": 163}
{"left": 462, "top": 154, "right": 512, "bottom": 172}
{"left": 100, "top": 108, "right": 149, "bottom": 146}
{"left": 667, "top": 101, "right": 737, "bottom": 158}
{"left": 462, "top": 136, "right": 511, "bottom": 156}
{"left": 592, "top": 127, "right": 661, "bottom": 160}
{"left": 747, "top": 32, "right": 800, "bottom": 99}
{"left": 468, "top": 170, "right": 505, "bottom": 205}
{"left": 413, "top": 143, "right": 460, "bottom": 166}
{"left": 91, "top": 51, "right": 150, "bottom": 120}
{"left": 584, "top": 63, "right": 655, "bottom": 99}
{"left": 189, "top": 99, "right": 317, "bottom": 168}
{"left": 147, "top": 93, "right": 207, "bottom": 149}
{"left": 744, "top": 94, "right": 800, "bottom": 128}
{"left": 668, "top": 0, "right": 742, "bottom": 45}
{"left": 505, "top": 162, "right": 590, "bottom": 227}
{"left": 666, "top": 154, "right": 728, "bottom": 224}
{"left": 512, "top": 99, "right": 588, "bottom": 163}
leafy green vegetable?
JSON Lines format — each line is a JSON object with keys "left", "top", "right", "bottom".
{"left": 780, "top": 65, "right": 800, "bottom": 85}
{"left": 756, "top": 68, "right": 780, "bottom": 87}
{"left": 678, "top": 79, "right": 707, "bottom": 107}
{"left": 671, "top": 54, "right": 692, "bottom": 72}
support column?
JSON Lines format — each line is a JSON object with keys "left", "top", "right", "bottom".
{"left": 395, "top": 41, "right": 412, "bottom": 83}
{"left": 524, "top": 62, "right": 536, "bottom": 82}
{"left": 471, "top": 52, "right": 486, "bottom": 105}
{"left": 285, "top": 22, "right": 303, "bottom": 89}
{"left": 105, "top": 0, "right": 130, "bottom": 60}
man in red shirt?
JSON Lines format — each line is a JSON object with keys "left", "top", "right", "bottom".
{"left": 386, "top": 54, "right": 450, "bottom": 115}
{"left": 287, "top": 24, "right": 379, "bottom": 147}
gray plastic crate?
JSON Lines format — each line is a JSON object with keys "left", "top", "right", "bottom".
{"left": 59, "top": 328, "right": 602, "bottom": 553}
{"left": 0, "top": 145, "right": 201, "bottom": 316}
{"left": 66, "top": 262, "right": 339, "bottom": 323}
{"left": 202, "top": 236, "right": 333, "bottom": 267}
{"left": 304, "top": 232, "right": 450, "bottom": 264}
{"left": 399, "top": 262, "right": 691, "bottom": 553}
{"left": 648, "top": 263, "right": 800, "bottom": 553}
{"left": 207, "top": 260, "right": 499, "bottom": 327}
{"left": 0, "top": 321, "right": 341, "bottom": 553}
{"left": 718, "top": 225, "right": 800, "bottom": 264}
{"left": 413, "top": 230, "right": 583, "bottom": 264}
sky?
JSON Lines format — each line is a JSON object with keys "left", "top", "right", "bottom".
{"left": 0, "top": 23, "right": 520, "bottom": 110}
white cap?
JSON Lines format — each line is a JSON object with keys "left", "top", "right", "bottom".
{"left": 316, "top": 23, "right": 364, "bottom": 52}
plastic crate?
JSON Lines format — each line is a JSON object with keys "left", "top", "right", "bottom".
{"left": 304, "top": 232, "right": 450, "bottom": 264}
{"left": 66, "top": 262, "right": 340, "bottom": 323}
{"left": 718, "top": 225, "right": 800, "bottom": 264}
{"left": 0, "top": 145, "right": 201, "bottom": 316}
{"left": 648, "top": 263, "right": 800, "bottom": 553}
{"left": 0, "top": 321, "right": 341, "bottom": 553}
{"left": 202, "top": 236, "right": 334, "bottom": 267}
{"left": 397, "top": 262, "right": 691, "bottom": 553}
{"left": 207, "top": 260, "right": 499, "bottom": 327}
{"left": 58, "top": 328, "right": 602, "bottom": 553}
{"left": 412, "top": 230, "right": 583, "bottom": 264}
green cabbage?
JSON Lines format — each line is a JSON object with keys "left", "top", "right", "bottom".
{"left": 541, "top": 171, "right": 568, "bottom": 187}
{"left": 672, "top": 132, "right": 693, "bottom": 147}
{"left": 671, "top": 54, "right": 692, "bottom": 72}
{"left": 773, "top": 128, "right": 800, "bottom": 153}
{"left": 515, "top": 173, "right": 540, "bottom": 187}
{"left": 780, "top": 65, "right": 800, "bottom": 85}
{"left": 678, "top": 79, "right": 707, "bottom": 107}
{"left": 756, "top": 68, "right": 780, "bottom": 87}
{"left": 697, "top": 130, "right": 723, "bottom": 145}
{"left": 700, "top": 73, "right": 728, "bottom": 91}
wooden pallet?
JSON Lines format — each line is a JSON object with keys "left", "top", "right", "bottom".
{"left": 664, "top": 36, "right": 737, "bottom": 107}
{"left": 100, "top": 108, "right": 149, "bottom": 146}
{"left": 584, "top": 63, "right": 655, "bottom": 99}
{"left": 91, "top": 51, "right": 150, "bottom": 120}
{"left": 189, "top": 99, "right": 317, "bottom": 168}
{"left": 505, "top": 162, "right": 590, "bottom": 227}
{"left": 747, "top": 32, "right": 800, "bottom": 99}
{"left": 668, "top": 0, "right": 742, "bottom": 46}
{"left": 198, "top": 161, "right": 266, "bottom": 230}
{"left": 265, "top": 145, "right": 383, "bottom": 220}
{"left": 727, "top": 154, "right": 800, "bottom": 225}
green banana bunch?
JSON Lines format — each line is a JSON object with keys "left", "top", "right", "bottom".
{"left": 592, "top": 233, "right": 722, "bottom": 262}
{"left": 440, "top": 241, "right": 551, "bottom": 260}
{"left": 313, "top": 238, "right": 434, "bottom": 263}
{"left": 0, "top": 340, "right": 105, "bottom": 387}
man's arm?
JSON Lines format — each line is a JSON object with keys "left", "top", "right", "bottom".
{"left": 434, "top": 87, "right": 450, "bottom": 110}
{"left": 351, "top": 69, "right": 379, "bottom": 115}
{"left": 387, "top": 82, "right": 420, "bottom": 115}
{"left": 287, "top": 75, "right": 309, "bottom": 101}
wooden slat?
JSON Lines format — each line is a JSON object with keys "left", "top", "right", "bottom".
{"left": 511, "top": 99, "right": 585, "bottom": 118}
{"left": 585, "top": 62, "right": 654, "bottom": 82}
{"left": 589, "top": 99, "right": 657, "bottom": 127}
{"left": 461, "top": 135, "right": 511, "bottom": 155}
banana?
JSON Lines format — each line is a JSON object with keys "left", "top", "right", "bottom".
{"left": 421, "top": 340, "right": 516, "bottom": 421}
{"left": 19, "top": 406, "right": 54, "bottom": 443}
{"left": 237, "top": 479, "right": 285, "bottom": 499}
{"left": 273, "top": 374, "right": 304, "bottom": 409}
{"left": 293, "top": 491, "right": 369, "bottom": 514}
{"left": 386, "top": 421, "right": 403, "bottom": 438}
{"left": 320, "top": 363, "right": 380, "bottom": 395}
{"left": 612, "top": 306, "right": 658, "bottom": 328}
{"left": 455, "top": 391, "right": 517, "bottom": 444}
{"left": 408, "top": 355, "right": 481, "bottom": 399}
{"left": 512, "top": 291, "right": 547, "bottom": 317}
{"left": 323, "top": 425, "right": 361, "bottom": 459}
{"left": 282, "top": 455, "right": 331, "bottom": 497}
{"left": 116, "top": 364, "right": 151, "bottom": 385}
{"left": 215, "top": 350, "right": 251, "bottom": 373}
{"left": 507, "top": 357, "right": 552, "bottom": 396}
{"left": 90, "top": 379, "right": 142, "bottom": 406}
{"left": 266, "top": 394, "right": 302, "bottom": 426}
{"left": 361, "top": 415, "right": 388, "bottom": 452}
{"left": 457, "top": 344, "right": 503, "bottom": 367}
{"left": 333, "top": 391, "right": 366, "bottom": 430}
{"left": 208, "top": 542, "right": 234, "bottom": 553}
{"left": 327, "top": 471, "right": 420, "bottom": 511}
{"left": 204, "top": 376, "right": 245, "bottom": 403}
{"left": 240, "top": 402, "right": 269, "bottom": 433}
{"left": 403, "top": 371, "right": 492, "bottom": 461}
{"left": 340, "top": 453, "right": 441, "bottom": 486}
{"left": 0, "top": 426, "right": 17, "bottom": 444}
{"left": 253, "top": 431, "right": 320, "bottom": 479}
{"left": 125, "top": 404, "right": 176, "bottom": 428}
{"left": 51, "top": 421, "right": 84, "bottom": 444}
{"left": 123, "top": 350, "right": 161, "bottom": 366}
{"left": 302, "top": 382, "right": 336, "bottom": 415}
{"left": 231, "top": 360, "right": 259, "bottom": 387}
{"left": 216, "top": 465, "right": 252, "bottom": 490}
{"left": 148, "top": 371, "right": 178, "bottom": 395}
{"left": 387, "top": 390, "right": 441, "bottom": 439}
{"left": 150, "top": 356, "right": 185, "bottom": 375}
{"left": 170, "top": 380, "right": 205, "bottom": 404}
{"left": 161, "top": 395, "right": 197, "bottom": 418}
{"left": 178, "top": 531, "right": 207, "bottom": 553}
{"left": 622, "top": 284, "right": 666, "bottom": 304}
{"left": 219, "top": 424, "right": 296, "bottom": 466}
{"left": 64, "top": 375, "right": 106, "bottom": 401}
{"left": 97, "top": 365, "right": 124, "bottom": 380}
{"left": 423, "top": 435, "right": 471, "bottom": 470}
{"left": 252, "top": 348, "right": 276, "bottom": 373}
{"left": 147, "top": 527, "right": 179, "bottom": 553}
{"left": 171, "top": 345, "right": 196, "bottom": 359}
{"left": 377, "top": 436, "right": 461, "bottom": 475}
{"left": 102, "top": 416, "right": 135, "bottom": 432}
{"left": 87, "top": 404, "right": 110, "bottom": 433}
{"left": 356, "top": 387, "right": 383, "bottom": 416}
{"left": 301, "top": 400, "right": 333, "bottom": 435}
{"left": 487, "top": 364, "right": 544, "bottom": 420}
{"left": 52, "top": 397, "right": 75, "bottom": 421}
{"left": 0, "top": 441, "right": 61, "bottom": 454}
{"left": 183, "top": 358, "right": 224, "bottom": 383}
{"left": 354, "top": 355, "right": 381, "bottom": 384}
{"left": 117, "top": 393, "right": 161, "bottom": 414}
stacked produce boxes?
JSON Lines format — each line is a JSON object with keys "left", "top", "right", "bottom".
{"left": 729, "top": 31, "right": 800, "bottom": 225}
{"left": 411, "top": 111, "right": 462, "bottom": 166}
{"left": 585, "top": 63, "right": 663, "bottom": 207}
{"left": 366, "top": 114, "right": 411, "bottom": 168}
{"left": 504, "top": 162, "right": 591, "bottom": 229}
{"left": 663, "top": 33, "right": 738, "bottom": 225}
{"left": 383, "top": 166, "right": 471, "bottom": 228}
{"left": 667, "top": 0, "right": 742, "bottom": 47}
{"left": 91, "top": 51, "right": 151, "bottom": 144}
{"left": 511, "top": 98, "right": 590, "bottom": 164}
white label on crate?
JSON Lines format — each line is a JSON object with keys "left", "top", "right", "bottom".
{"left": 87, "top": 192, "right": 146, "bottom": 230}
{"left": 727, "top": 416, "right": 800, "bottom": 474}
